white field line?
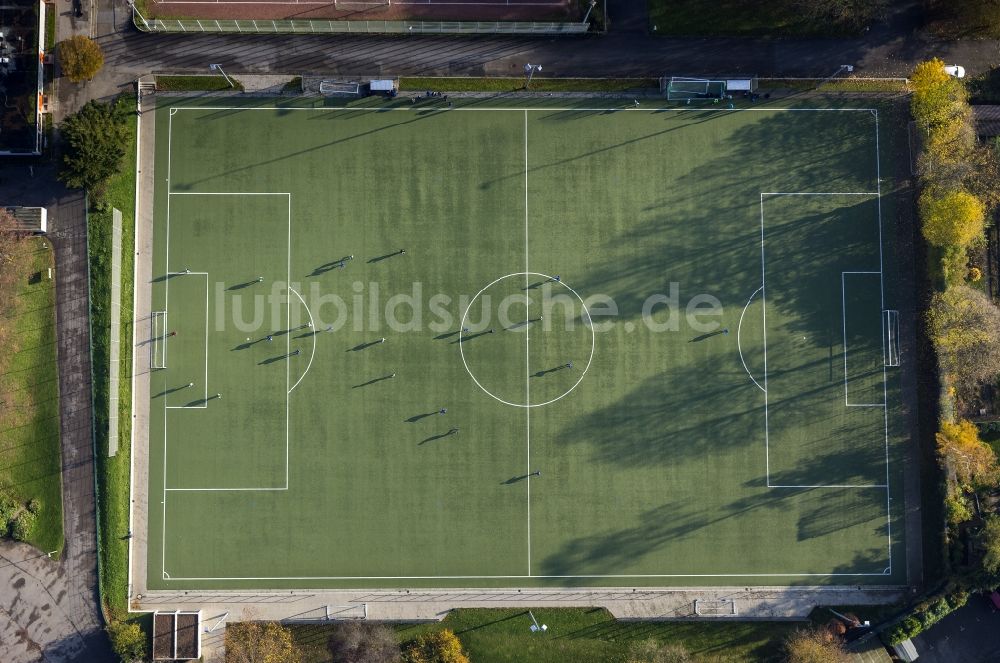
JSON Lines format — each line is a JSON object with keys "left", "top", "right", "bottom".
{"left": 164, "top": 571, "right": 893, "bottom": 580}
{"left": 524, "top": 109, "right": 531, "bottom": 577}
{"left": 170, "top": 106, "right": 880, "bottom": 113}
{"left": 874, "top": 109, "right": 893, "bottom": 573}
{"left": 759, "top": 194, "right": 770, "bottom": 482}
{"left": 737, "top": 285, "right": 765, "bottom": 393}
{"left": 161, "top": 0, "right": 563, "bottom": 4}
{"left": 287, "top": 286, "right": 316, "bottom": 393}
{"left": 760, "top": 195, "right": 891, "bottom": 506}
{"left": 160, "top": 189, "right": 291, "bottom": 578}
{"left": 157, "top": 107, "right": 896, "bottom": 582}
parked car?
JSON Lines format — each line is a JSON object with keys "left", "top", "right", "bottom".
{"left": 944, "top": 64, "right": 966, "bottom": 78}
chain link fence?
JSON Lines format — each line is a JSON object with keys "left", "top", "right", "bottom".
{"left": 133, "top": 15, "right": 588, "bottom": 34}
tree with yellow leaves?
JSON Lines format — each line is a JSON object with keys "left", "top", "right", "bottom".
{"left": 937, "top": 419, "right": 1000, "bottom": 490}
{"left": 784, "top": 627, "right": 850, "bottom": 663}
{"left": 225, "top": 620, "right": 301, "bottom": 663}
{"left": 402, "top": 629, "right": 469, "bottom": 663}
{"left": 911, "top": 58, "right": 968, "bottom": 130}
{"left": 920, "top": 188, "right": 986, "bottom": 248}
{"left": 927, "top": 286, "right": 1000, "bottom": 392}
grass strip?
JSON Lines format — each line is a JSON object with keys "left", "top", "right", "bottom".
{"left": 291, "top": 608, "right": 797, "bottom": 662}
{"left": 400, "top": 77, "right": 658, "bottom": 93}
{"left": 155, "top": 75, "right": 245, "bottom": 92}
{"left": 90, "top": 96, "right": 137, "bottom": 622}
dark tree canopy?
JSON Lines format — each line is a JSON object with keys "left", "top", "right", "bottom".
{"left": 59, "top": 99, "right": 130, "bottom": 192}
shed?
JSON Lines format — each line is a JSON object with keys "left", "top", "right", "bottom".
{"left": 152, "top": 610, "right": 202, "bottom": 660}
{"left": 892, "top": 638, "right": 919, "bottom": 662}
{"left": 2, "top": 206, "right": 47, "bottom": 233}
{"left": 369, "top": 79, "right": 397, "bottom": 92}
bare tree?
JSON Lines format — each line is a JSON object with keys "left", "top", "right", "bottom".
{"left": 328, "top": 622, "right": 401, "bottom": 663}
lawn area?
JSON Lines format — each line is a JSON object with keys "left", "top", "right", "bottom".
{"left": 90, "top": 95, "right": 137, "bottom": 620}
{"left": 0, "top": 237, "right": 63, "bottom": 554}
{"left": 290, "top": 608, "right": 798, "bottom": 662}
{"left": 400, "top": 77, "right": 658, "bottom": 93}
{"left": 155, "top": 75, "right": 244, "bottom": 92}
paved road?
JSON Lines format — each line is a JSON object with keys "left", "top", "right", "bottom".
{"left": 0, "top": 163, "right": 114, "bottom": 663}
{"left": 92, "top": 2, "right": 997, "bottom": 79}
{"left": 914, "top": 593, "right": 1000, "bottom": 663}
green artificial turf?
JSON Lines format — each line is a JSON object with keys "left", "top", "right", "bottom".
{"left": 145, "top": 97, "right": 907, "bottom": 590}
{"left": 0, "top": 239, "right": 63, "bottom": 554}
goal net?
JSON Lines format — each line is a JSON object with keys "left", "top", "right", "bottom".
{"left": 335, "top": 0, "right": 389, "bottom": 7}
{"left": 665, "top": 77, "right": 727, "bottom": 101}
{"left": 884, "top": 309, "right": 900, "bottom": 367}
{"left": 693, "top": 598, "right": 737, "bottom": 616}
{"left": 319, "top": 81, "right": 361, "bottom": 96}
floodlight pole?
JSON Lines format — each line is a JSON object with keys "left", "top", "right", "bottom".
{"left": 524, "top": 63, "right": 542, "bottom": 89}
{"left": 527, "top": 610, "right": 547, "bottom": 632}
{"left": 209, "top": 63, "right": 235, "bottom": 88}
{"left": 582, "top": 0, "right": 596, "bottom": 25}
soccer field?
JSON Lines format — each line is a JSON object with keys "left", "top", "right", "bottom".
{"left": 145, "top": 98, "right": 907, "bottom": 590}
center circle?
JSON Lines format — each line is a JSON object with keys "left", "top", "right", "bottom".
{"left": 459, "top": 272, "right": 595, "bottom": 408}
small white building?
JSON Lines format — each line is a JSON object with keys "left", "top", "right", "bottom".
{"left": 3, "top": 206, "right": 47, "bottom": 233}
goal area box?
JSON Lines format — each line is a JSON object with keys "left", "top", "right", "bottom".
{"left": 662, "top": 77, "right": 727, "bottom": 102}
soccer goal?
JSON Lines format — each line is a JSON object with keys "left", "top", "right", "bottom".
{"left": 151, "top": 311, "right": 167, "bottom": 369}
{"left": 693, "top": 598, "right": 737, "bottom": 616}
{"left": 319, "top": 81, "right": 361, "bottom": 96}
{"left": 664, "top": 77, "right": 727, "bottom": 102}
{"left": 335, "top": 0, "right": 389, "bottom": 7}
{"left": 884, "top": 309, "right": 900, "bottom": 367}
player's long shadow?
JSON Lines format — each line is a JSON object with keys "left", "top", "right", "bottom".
{"left": 352, "top": 375, "right": 394, "bottom": 388}
{"left": 152, "top": 273, "right": 181, "bottom": 283}
{"left": 532, "top": 365, "right": 568, "bottom": 378}
{"left": 522, "top": 281, "right": 547, "bottom": 290}
{"left": 451, "top": 331, "right": 493, "bottom": 344}
{"left": 689, "top": 329, "right": 729, "bottom": 342}
{"left": 233, "top": 339, "right": 264, "bottom": 351}
{"left": 367, "top": 251, "right": 404, "bottom": 264}
{"left": 227, "top": 279, "right": 260, "bottom": 291}
{"left": 419, "top": 430, "right": 457, "bottom": 445}
{"left": 153, "top": 385, "right": 190, "bottom": 398}
{"left": 434, "top": 331, "right": 460, "bottom": 340}
{"left": 406, "top": 412, "right": 438, "bottom": 423}
{"left": 309, "top": 257, "right": 351, "bottom": 276}
{"left": 348, "top": 340, "right": 381, "bottom": 352}
{"left": 502, "top": 474, "right": 530, "bottom": 485}
{"left": 258, "top": 353, "right": 293, "bottom": 365}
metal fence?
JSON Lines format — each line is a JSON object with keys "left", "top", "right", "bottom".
{"left": 133, "top": 16, "right": 588, "bottom": 34}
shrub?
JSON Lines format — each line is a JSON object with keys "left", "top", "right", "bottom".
{"left": 0, "top": 491, "right": 16, "bottom": 533}
{"left": 107, "top": 621, "right": 146, "bottom": 663}
{"left": 920, "top": 188, "right": 986, "bottom": 249}
{"left": 886, "top": 616, "right": 922, "bottom": 645}
{"left": 968, "top": 266, "right": 983, "bottom": 282}
{"left": 10, "top": 510, "right": 36, "bottom": 542}
{"left": 402, "top": 630, "right": 469, "bottom": 663}
{"left": 26, "top": 498, "right": 41, "bottom": 514}
{"left": 783, "top": 627, "right": 850, "bottom": 662}
{"left": 328, "top": 622, "right": 401, "bottom": 663}
{"left": 58, "top": 35, "right": 104, "bottom": 83}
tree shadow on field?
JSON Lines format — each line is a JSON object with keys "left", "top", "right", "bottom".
{"left": 556, "top": 369, "right": 764, "bottom": 469}
{"left": 537, "top": 488, "right": 796, "bottom": 577}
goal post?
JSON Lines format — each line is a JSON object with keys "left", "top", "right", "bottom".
{"left": 335, "top": 0, "right": 389, "bottom": 7}
{"left": 319, "top": 81, "right": 361, "bottom": 96}
{"left": 884, "top": 309, "right": 900, "bottom": 367}
{"left": 693, "top": 598, "right": 737, "bottom": 616}
{"left": 664, "top": 77, "right": 727, "bottom": 102}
